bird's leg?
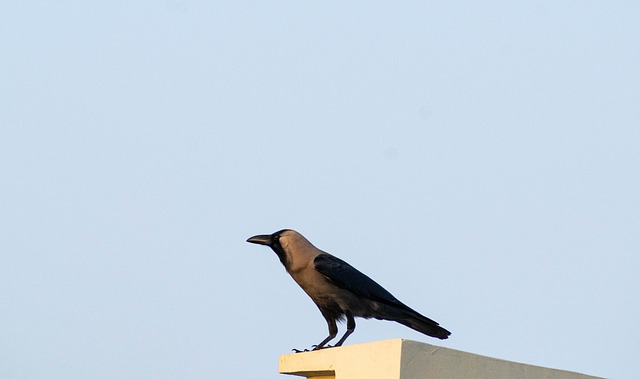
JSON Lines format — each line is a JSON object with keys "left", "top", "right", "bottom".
{"left": 293, "top": 316, "right": 338, "bottom": 353}
{"left": 332, "top": 312, "right": 355, "bottom": 347}
{"left": 311, "top": 316, "right": 338, "bottom": 351}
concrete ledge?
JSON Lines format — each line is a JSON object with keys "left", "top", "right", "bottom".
{"left": 279, "top": 339, "right": 602, "bottom": 379}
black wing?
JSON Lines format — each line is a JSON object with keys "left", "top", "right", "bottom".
{"left": 313, "top": 253, "right": 413, "bottom": 311}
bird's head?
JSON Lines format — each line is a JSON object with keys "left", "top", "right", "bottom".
{"left": 246, "top": 229, "right": 292, "bottom": 267}
{"left": 247, "top": 229, "right": 314, "bottom": 268}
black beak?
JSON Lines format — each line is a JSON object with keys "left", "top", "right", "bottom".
{"left": 246, "top": 234, "right": 273, "bottom": 246}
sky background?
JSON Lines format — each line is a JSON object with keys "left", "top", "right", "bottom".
{"left": 1, "top": 1, "right": 639, "bottom": 378}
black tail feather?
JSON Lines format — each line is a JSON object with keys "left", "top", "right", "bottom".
{"left": 396, "top": 315, "right": 451, "bottom": 339}
{"left": 369, "top": 301, "right": 451, "bottom": 340}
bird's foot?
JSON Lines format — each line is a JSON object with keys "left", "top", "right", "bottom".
{"left": 292, "top": 344, "right": 339, "bottom": 353}
{"left": 312, "top": 344, "right": 336, "bottom": 350}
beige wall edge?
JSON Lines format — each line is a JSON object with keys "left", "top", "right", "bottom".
{"left": 279, "top": 339, "right": 603, "bottom": 379}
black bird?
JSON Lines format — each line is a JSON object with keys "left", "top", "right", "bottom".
{"left": 246, "top": 229, "right": 451, "bottom": 351}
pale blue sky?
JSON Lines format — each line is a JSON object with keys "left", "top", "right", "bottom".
{"left": 1, "top": 1, "right": 639, "bottom": 378}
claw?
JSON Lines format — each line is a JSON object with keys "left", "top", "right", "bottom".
{"left": 312, "top": 344, "right": 335, "bottom": 351}
{"left": 292, "top": 344, "right": 339, "bottom": 353}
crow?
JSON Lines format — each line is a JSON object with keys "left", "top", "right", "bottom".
{"left": 247, "top": 229, "right": 450, "bottom": 351}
